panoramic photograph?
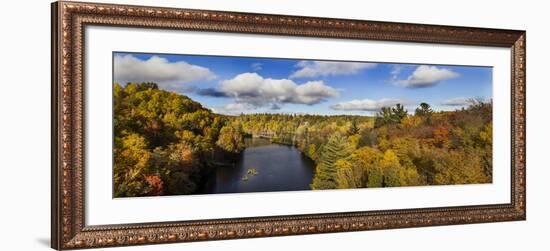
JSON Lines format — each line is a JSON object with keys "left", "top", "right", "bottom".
{"left": 113, "top": 52, "right": 493, "bottom": 198}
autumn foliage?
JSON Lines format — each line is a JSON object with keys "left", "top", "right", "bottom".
{"left": 236, "top": 99, "right": 492, "bottom": 189}
{"left": 114, "top": 82, "right": 244, "bottom": 197}
{"left": 114, "top": 82, "right": 492, "bottom": 196}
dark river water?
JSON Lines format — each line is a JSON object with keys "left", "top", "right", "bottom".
{"left": 201, "top": 138, "right": 315, "bottom": 194}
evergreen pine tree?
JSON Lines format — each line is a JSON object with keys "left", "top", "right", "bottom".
{"left": 414, "top": 102, "right": 433, "bottom": 116}
{"left": 391, "top": 103, "right": 408, "bottom": 123}
{"left": 311, "top": 134, "right": 351, "bottom": 190}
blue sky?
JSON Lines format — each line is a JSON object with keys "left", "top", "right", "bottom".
{"left": 113, "top": 52, "right": 492, "bottom": 116}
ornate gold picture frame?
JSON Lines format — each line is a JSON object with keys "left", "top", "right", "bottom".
{"left": 51, "top": 1, "right": 526, "bottom": 249}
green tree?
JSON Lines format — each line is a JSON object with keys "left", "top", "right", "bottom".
{"left": 375, "top": 107, "right": 394, "bottom": 127}
{"left": 348, "top": 119, "right": 360, "bottom": 135}
{"left": 392, "top": 103, "right": 408, "bottom": 122}
{"left": 311, "top": 134, "right": 351, "bottom": 190}
{"left": 415, "top": 102, "right": 433, "bottom": 116}
{"left": 375, "top": 104, "right": 408, "bottom": 127}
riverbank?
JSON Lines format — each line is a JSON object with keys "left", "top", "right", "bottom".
{"left": 199, "top": 138, "right": 315, "bottom": 194}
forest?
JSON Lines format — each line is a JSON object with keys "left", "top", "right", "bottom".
{"left": 114, "top": 82, "right": 492, "bottom": 197}
{"left": 113, "top": 82, "right": 246, "bottom": 197}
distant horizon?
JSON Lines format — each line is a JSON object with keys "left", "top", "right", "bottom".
{"left": 114, "top": 52, "right": 492, "bottom": 116}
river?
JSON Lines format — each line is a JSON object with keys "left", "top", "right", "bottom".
{"left": 201, "top": 138, "right": 316, "bottom": 194}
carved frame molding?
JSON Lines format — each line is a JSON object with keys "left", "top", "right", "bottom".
{"left": 51, "top": 1, "right": 526, "bottom": 249}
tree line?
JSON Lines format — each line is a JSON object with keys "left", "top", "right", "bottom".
{"left": 236, "top": 100, "right": 492, "bottom": 190}
{"left": 114, "top": 82, "right": 492, "bottom": 196}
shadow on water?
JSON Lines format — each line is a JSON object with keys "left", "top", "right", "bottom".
{"left": 200, "top": 138, "right": 315, "bottom": 194}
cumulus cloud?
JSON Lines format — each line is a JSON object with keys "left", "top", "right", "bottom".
{"left": 211, "top": 103, "right": 255, "bottom": 116}
{"left": 114, "top": 54, "right": 216, "bottom": 85}
{"left": 290, "top": 60, "right": 377, "bottom": 78}
{"left": 440, "top": 97, "right": 472, "bottom": 106}
{"left": 218, "top": 72, "right": 339, "bottom": 107}
{"left": 396, "top": 65, "right": 459, "bottom": 88}
{"left": 330, "top": 98, "right": 413, "bottom": 111}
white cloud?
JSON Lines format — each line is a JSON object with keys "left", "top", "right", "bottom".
{"left": 290, "top": 60, "right": 376, "bottom": 78}
{"left": 251, "top": 63, "right": 263, "bottom": 71}
{"left": 211, "top": 103, "right": 255, "bottom": 116}
{"left": 390, "top": 65, "right": 403, "bottom": 82}
{"left": 440, "top": 97, "right": 472, "bottom": 106}
{"left": 219, "top": 72, "right": 339, "bottom": 107}
{"left": 114, "top": 54, "right": 215, "bottom": 85}
{"left": 396, "top": 65, "right": 459, "bottom": 88}
{"left": 330, "top": 98, "right": 413, "bottom": 111}
{"left": 292, "top": 81, "right": 340, "bottom": 104}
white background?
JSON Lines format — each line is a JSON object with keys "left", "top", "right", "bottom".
{"left": 86, "top": 26, "right": 511, "bottom": 225}
{"left": 0, "top": 0, "right": 548, "bottom": 250}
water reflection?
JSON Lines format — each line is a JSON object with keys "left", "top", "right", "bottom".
{"left": 201, "top": 138, "right": 315, "bottom": 194}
